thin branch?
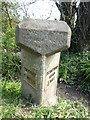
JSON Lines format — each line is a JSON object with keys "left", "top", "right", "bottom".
{"left": 20, "top": 0, "right": 37, "bottom": 7}
{"left": 46, "top": 4, "right": 54, "bottom": 20}
{"left": 2, "top": 2, "right": 12, "bottom": 28}
{"left": 22, "top": 2, "right": 28, "bottom": 17}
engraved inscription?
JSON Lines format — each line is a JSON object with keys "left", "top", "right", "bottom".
{"left": 23, "top": 67, "right": 37, "bottom": 89}
{"left": 47, "top": 66, "right": 58, "bottom": 75}
{"left": 49, "top": 72, "right": 55, "bottom": 79}
{"left": 46, "top": 66, "right": 58, "bottom": 88}
{"left": 50, "top": 77, "right": 55, "bottom": 83}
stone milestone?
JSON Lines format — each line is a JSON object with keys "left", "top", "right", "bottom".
{"left": 16, "top": 19, "right": 71, "bottom": 106}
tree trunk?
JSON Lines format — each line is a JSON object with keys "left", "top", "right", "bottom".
{"left": 72, "top": 2, "right": 90, "bottom": 51}
{"left": 56, "top": 1, "right": 90, "bottom": 52}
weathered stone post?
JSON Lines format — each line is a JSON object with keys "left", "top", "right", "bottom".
{"left": 16, "top": 19, "right": 71, "bottom": 106}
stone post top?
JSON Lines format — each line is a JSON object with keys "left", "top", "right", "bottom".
{"left": 16, "top": 18, "right": 71, "bottom": 55}
{"left": 18, "top": 19, "right": 71, "bottom": 32}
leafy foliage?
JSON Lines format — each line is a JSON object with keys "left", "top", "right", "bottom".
{"left": 59, "top": 52, "right": 78, "bottom": 85}
{"left": 1, "top": 81, "right": 89, "bottom": 119}
{"left": 2, "top": 1, "right": 20, "bottom": 31}
{"left": 1, "top": 1, "right": 21, "bottom": 80}
{"left": 59, "top": 51, "right": 90, "bottom": 93}
{"left": 1, "top": 1, "right": 90, "bottom": 119}
{"left": 79, "top": 52, "right": 90, "bottom": 93}
{"left": 2, "top": 27, "right": 21, "bottom": 80}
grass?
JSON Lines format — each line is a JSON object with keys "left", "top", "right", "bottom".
{"left": 1, "top": 79, "right": 89, "bottom": 119}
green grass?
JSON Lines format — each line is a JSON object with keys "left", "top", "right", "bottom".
{"left": 1, "top": 80, "right": 89, "bottom": 119}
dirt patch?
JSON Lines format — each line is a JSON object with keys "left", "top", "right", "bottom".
{"left": 57, "top": 83, "right": 90, "bottom": 109}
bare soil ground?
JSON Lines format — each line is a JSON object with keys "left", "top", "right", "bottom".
{"left": 57, "top": 83, "right": 90, "bottom": 109}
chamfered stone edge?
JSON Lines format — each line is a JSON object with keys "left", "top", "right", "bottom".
{"left": 16, "top": 19, "right": 71, "bottom": 55}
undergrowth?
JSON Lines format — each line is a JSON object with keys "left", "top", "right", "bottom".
{"left": 1, "top": 27, "right": 90, "bottom": 119}
{"left": 2, "top": 27, "right": 21, "bottom": 80}
{"left": 1, "top": 80, "right": 89, "bottom": 119}
{"left": 2, "top": 27, "right": 90, "bottom": 93}
{"left": 59, "top": 51, "right": 90, "bottom": 93}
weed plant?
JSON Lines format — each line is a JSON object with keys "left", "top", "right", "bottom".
{"left": 2, "top": 27, "right": 21, "bottom": 80}
{"left": 2, "top": 27, "right": 90, "bottom": 93}
{"left": 59, "top": 51, "right": 90, "bottom": 93}
{"left": 1, "top": 80, "right": 89, "bottom": 119}
{"left": 79, "top": 52, "right": 90, "bottom": 93}
{"left": 1, "top": 26, "right": 90, "bottom": 119}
